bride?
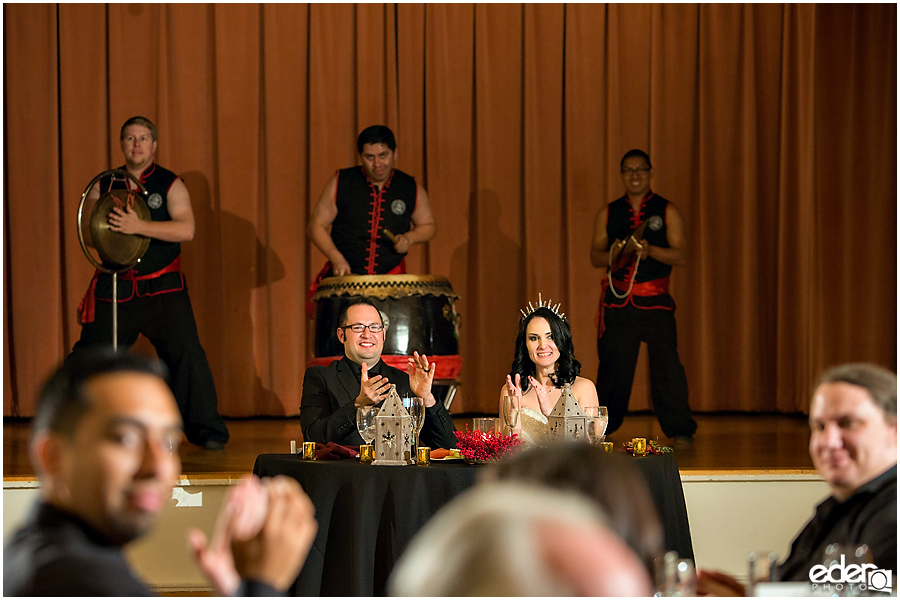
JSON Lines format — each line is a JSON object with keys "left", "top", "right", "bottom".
{"left": 499, "top": 297, "right": 599, "bottom": 444}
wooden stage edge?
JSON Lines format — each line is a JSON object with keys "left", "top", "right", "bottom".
{"left": 4, "top": 413, "right": 816, "bottom": 481}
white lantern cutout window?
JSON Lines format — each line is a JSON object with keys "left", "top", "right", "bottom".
{"left": 373, "top": 384, "right": 413, "bottom": 466}
{"left": 548, "top": 383, "right": 587, "bottom": 441}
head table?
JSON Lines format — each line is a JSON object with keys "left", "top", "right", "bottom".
{"left": 253, "top": 451, "right": 693, "bottom": 596}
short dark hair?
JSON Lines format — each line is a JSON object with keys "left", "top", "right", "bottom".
{"left": 34, "top": 347, "right": 167, "bottom": 439}
{"left": 509, "top": 307, "right": 580, "bottom": 390}
{"left": 339, "top": 298, "right": 385, "bottom": 328}
{"left": 487, "top": 442, "right": 664, "bottom": 577}
{"left": 620, "top": 149, "right": 651, "bottom": 171}
{"left": 816, "top": 363, "right": 897, "bottom": 420}
{"left": 120, "top": 116, "right": 158, "bottom": 141}
{"left": 357, "top": 125, "right": 396, "bottom": 153}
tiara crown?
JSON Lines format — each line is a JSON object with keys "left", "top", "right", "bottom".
{"left": 520, "top": 293, "right": 566, "bottom": 322}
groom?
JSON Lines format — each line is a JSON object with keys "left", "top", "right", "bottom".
{"left": 300, "top": 299, "right": 456, "bottom": 448}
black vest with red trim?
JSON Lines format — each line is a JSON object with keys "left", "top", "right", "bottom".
{"left": 331, "top": 167, "right": 417, "bottom": 275}
{"left": 604, "top": 192, "right": 675, "bottom": 309}
{"left": 94, "top": 164, "right": 184, "bottom": 300}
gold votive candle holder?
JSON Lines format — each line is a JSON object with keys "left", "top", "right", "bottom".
{"left": 416, "top": 446, "right": 431, "bottom": 466}
{"left": 359, "top": 444, "right": 375, "bottom": 463}
{"left": 601, "top": 441, "right": 614, "bottom": 453}
{"left": 632, "top": 437, "right": 647, "bottom": 457}
{"left": 302, "top": 441, "right": 318, "bottom": 461}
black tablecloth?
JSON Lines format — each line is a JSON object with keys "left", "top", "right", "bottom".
{"left": 253, "top": 452, "right": 693, "bottom": 596}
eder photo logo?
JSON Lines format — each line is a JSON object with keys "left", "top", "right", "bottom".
{"left": 808, "top": 546, "right": 892, "bottom": 594}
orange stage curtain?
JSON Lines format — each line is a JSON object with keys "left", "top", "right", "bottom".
{"left": 4, "top": 4, "right": 895, "bottom": 417}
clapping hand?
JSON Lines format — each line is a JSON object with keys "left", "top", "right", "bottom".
{"left": 187, "top": 475, "right": 270, "bottom": 596}
{"left": 505, "top": 374, "right": 524, "bottom": 399}
{"left": 356, "top": 362, "right": 390, "bottom": 408}
{"left": 527, "top": 376, "right": 555, "bottom": 416}
{"left": 408, "top": 351, "right": 436, "bottom": 407}
{"left": 231, "top": 476, "right": 318, "bottom": 592}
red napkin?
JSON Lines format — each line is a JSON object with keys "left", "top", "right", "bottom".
{"left": 314, "top": 442, "right": 360, "bottom": 460}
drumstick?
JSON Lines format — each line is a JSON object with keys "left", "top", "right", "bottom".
{"left": 383, "top": 228, "right": 397, "bottom": 243}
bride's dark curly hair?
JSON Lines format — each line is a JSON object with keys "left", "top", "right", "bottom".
{"left": 509, "top": 307, "right": 581, "bottom": 392}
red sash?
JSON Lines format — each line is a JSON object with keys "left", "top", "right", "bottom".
{"left": 597, "top": 275, "right": 670, "bottom": 339}
{"left": 77, "top": 256, "right": 182, "bottom": 324}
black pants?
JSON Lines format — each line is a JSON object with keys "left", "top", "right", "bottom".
{"left": 596, "top": 303, "right": 697, "bottom": 438}
{"left": 71, "top": 289, "right": 229, "bottom": 446}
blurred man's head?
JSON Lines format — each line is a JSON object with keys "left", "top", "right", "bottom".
{"left": 31, "top": 348, "right": 183, "bottom": 545}
{"left": 487, "top": 441, "right": 664, "bottom": 576}
{"left": 389, "top": 482, "right": 652, "bottom": 596}
{"left": 809, "top": 363, "right": 897, "bottom": 501}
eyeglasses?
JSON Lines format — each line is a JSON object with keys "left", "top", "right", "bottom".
{"left": 621, "top": 167, "right": 651, "bottom": 175}
{"left": 341, "top": 322, "right": 384, "bottom": 333}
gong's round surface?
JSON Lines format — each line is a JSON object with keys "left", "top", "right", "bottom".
{"left": 89, "top": 188, "right": 151, "bottom": 269}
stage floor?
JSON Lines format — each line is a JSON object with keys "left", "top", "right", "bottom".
{"left": 3, "top": 413, "right": 814, "bottom": 480}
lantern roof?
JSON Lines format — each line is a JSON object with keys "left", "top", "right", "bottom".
{"left": 549, "top": 383, "right": 585, "bottom": 418}
{"left": 376, "top": 384, "right": 408, "bottom": 418}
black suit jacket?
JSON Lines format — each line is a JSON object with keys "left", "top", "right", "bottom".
{"left": 300, "top": 356, "right": 457, "bottom": 449}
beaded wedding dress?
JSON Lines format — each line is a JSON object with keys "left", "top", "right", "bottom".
{"left": 518, "top": 406, "right": 550, "bottom": 445}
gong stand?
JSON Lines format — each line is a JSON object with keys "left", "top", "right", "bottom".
{"left": 76, "top": 170, "right": 151, "bottom": 350}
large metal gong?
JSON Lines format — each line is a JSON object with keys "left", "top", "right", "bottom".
{"left": 77, "top": 169, "right": 151, "bottom": 271}
{"left": 76, "top": 169, "right": 151, "bottom": 349}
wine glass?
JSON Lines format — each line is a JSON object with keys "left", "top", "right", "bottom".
{"left": 403, "top": 396, "right": 426, "bottom": 448}
{"left": 821, "top": 544, "right": 872, "bottom": 597}
{"left": 356, "top": 406, "right": 377, "bottom": 445}
{"left": 747, "top": 550, "right": 779, "bottom": 595}
{"left": 655, "top": 552, "right": 697, "bottom": 597}
{"left": 502, "top": 395, "right": 520, "bottom": 434}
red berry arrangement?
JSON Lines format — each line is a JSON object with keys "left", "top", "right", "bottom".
{"left": 453, "top": 425, "right": 523, "bottom": 462}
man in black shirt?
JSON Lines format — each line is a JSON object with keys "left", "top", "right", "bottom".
{"left": 300, "top": 299, "right": 456, "bottom": 448}
{"left": 4, "top": 348, "right": 316, "bottom": 596}
{"left": 308, "top": 125, "right": 436, "bottom": 277}
{"left": 697, "top": 363, "right": 897, "bottom": 595}
{"left": 72, "top": 116, "right": 228, "bottom": 450}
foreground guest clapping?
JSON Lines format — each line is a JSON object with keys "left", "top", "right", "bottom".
{"left": 3, "top": 348, "right": 315, "bottom": 596}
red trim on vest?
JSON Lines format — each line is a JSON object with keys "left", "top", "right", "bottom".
{"left": 308, "top": 353, "right": 461, "bottom": 380}
{"left": 363, "top": 169, "right": 396, "bottom": 274}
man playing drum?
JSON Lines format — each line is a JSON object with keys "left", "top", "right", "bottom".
{"left": 307, "top": 125, "right": 436, "bottom": 280}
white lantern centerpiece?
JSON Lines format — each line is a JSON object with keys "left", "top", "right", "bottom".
{"left": 548, "top": 383, "right": 587, "bottom": 441}
{"left": 373, "top": 384, "right": 413, "bottom": 466}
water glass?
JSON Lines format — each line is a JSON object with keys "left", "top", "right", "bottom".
{"left": 597, "top": 406, "right": 609, "bottom": 437}
{"left": 747, "top": 550, "right": 779, "bottom": 595}
{"left": 474, "top": 417, "right": 496, "bottom": 434}
{"left": 583, "top": 406, "right": 605, "bottom": 444}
